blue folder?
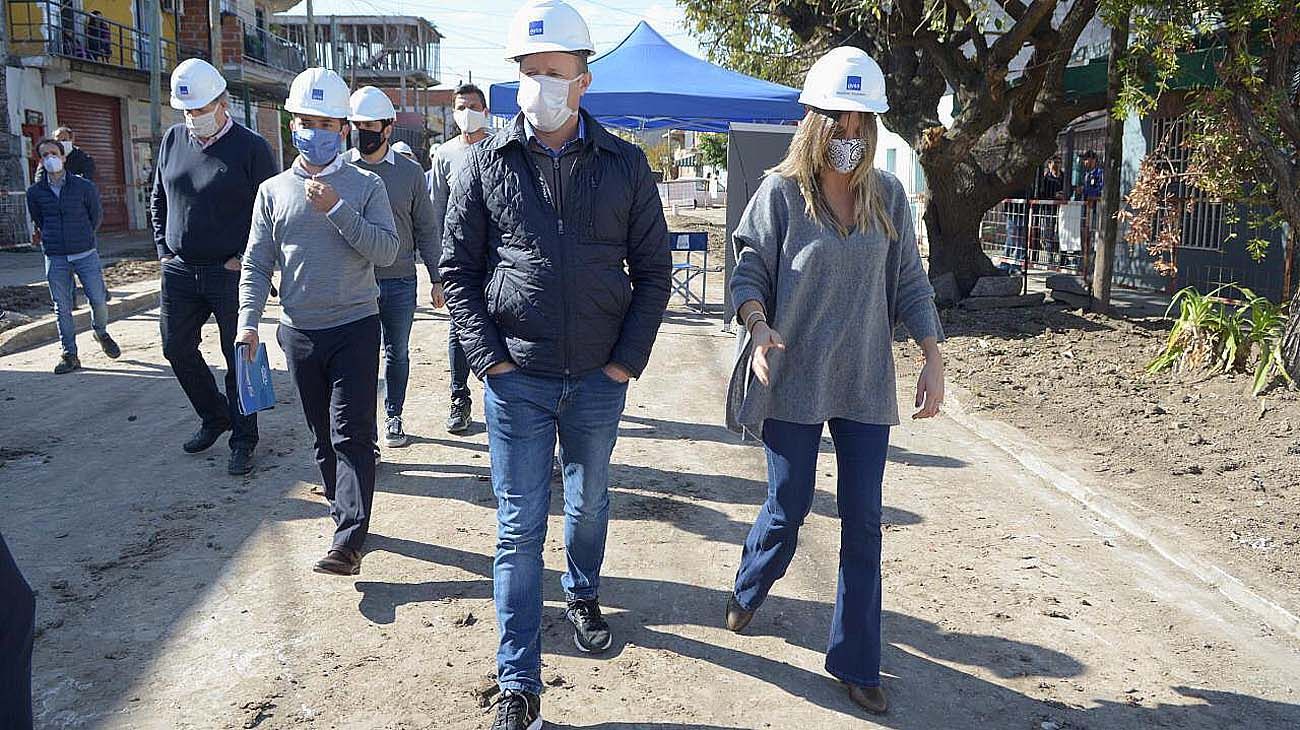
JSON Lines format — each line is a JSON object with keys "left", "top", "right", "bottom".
{"left": 235, "top": 343, "right": 276, "bottom": 416}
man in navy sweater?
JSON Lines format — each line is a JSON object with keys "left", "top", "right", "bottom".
{"left": 151, "top": 59, "right": 278, "bottom": 476}
{"left": 27, "top": 138, "right": 119, "bottom": 375}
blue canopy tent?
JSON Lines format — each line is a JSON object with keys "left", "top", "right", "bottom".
{"left": 488, "top": 21, "right": 804, "bottom": 132}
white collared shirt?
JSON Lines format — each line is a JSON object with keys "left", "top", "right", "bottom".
{"left": 347, "top": 146, "right": 396, "bottom": 166}
{"left": 292, "top": 154, "right": 348, "bottom": 214}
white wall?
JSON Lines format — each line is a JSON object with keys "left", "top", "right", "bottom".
{"left": 873, "top": 95, "right": 954, "bottom": 198}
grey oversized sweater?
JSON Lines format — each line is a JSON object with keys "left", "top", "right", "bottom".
{"left": 725, "top": 172, "right": 943, "bottom": 434}
{"left": 239, "top": 157, "right": 399, "bottom": 332}
{"left": 347, "top": 148, "right": 441, "bottom": 281}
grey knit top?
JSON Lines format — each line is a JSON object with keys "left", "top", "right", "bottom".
{"left": 725, "top": 172, "right": 943, "bottom": 434}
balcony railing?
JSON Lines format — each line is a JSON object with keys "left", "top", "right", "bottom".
{"left": 231, "top": 15, "right": 305, "bottom": 75}
{"left": 7, "top": 0, "right": 205, "bottom": 74}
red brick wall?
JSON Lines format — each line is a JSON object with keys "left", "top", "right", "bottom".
{"left": 220, "top": 15, "right": 242, "bottom": 65}
{"left": 178, "top": 1, "right": 211, "bottom": 52}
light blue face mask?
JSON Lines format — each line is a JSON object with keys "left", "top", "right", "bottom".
{"left": 292, "top": 127, "right": 342, "bottom": 166}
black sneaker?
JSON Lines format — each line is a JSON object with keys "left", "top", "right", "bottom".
{"left": 53, "top": 352, "right": 81, "bottom": 374}
{"left": 490, "top": 690, "right": 541, "bottom": 730}
{"left": 566, "top": 597, "right": 612, "bottom": 653}
{"left": 227, "top": 446, "right": 255, "bottom": 476}
{"left": 93, "top": 332, "right": 121, "bottom": 359}
{"left": 446, "top": 399, "right": 472, "bottom": 434}
{"left": 184, "top": 425, "right": 229, "bottom": 454}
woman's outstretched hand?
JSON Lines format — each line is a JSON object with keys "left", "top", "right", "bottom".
{"left": 750, "top": 322, "right": 786, "bottom": 387}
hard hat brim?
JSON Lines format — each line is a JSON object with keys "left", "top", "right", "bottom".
{"left": 506, "top": 42, "right": 595, "bottom": 62}
{"left": 285, "top": 100, "right": 349, "bottom": 119}
{"left": 347, "top": 112, "right": 395, "bottom": 122}
{"left": 798, "top": 92, "right": 889, "bottom": 114}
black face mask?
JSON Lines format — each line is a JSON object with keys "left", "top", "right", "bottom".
{"left": 355, "top": 128, "right": 386, "bottom": 156}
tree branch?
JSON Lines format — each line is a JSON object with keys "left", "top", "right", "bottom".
{"left": 990, "top": 0, "right": 1059, "bottom": 67}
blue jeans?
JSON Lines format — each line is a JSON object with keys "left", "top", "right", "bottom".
{"left": 483, "top": 368, "right": 629, "bottom": 695}
{"left": 377, "top": 276, "right": 417, "bottom": 418}
{"left": 45, "top": 250, "right": 109, "bottom": 356}
{"left": 448, "top": 320, "right": 471, "bottom": 404}
{"left": 734, "top": 418, "right": 891, "bottom": 688}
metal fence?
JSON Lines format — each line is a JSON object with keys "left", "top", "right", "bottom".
{"left": 0, "top": 191, "right": 34, "bottom": 249}
{"left": 7, "top": 0, "right": 204, "bottom": 73}
{"left": 233, "top": 16, "right": 306, "bottom": 74}
{"left": 980, "top": 198, "right": 1098, "bottom": 279}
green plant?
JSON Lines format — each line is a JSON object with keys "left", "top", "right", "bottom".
{"left": 1148, "top": 284, "right": 1295, "bottom": 395}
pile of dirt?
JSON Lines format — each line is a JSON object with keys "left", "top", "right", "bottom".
{"left": 896, "top": 303, "right": 1300, "bottom": 597}
{"left": 102, "top": 258, "right": 160, "bottom": 288}
{"left": 0, "top": 285, "right": 48, "bottom": 314}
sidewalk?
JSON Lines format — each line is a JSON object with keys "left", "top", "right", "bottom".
{"left": 2, "top": 272, "right": 1299, "bottom": 728}
{"left": 0, "top": 230, "right": 156, "bottom": 289}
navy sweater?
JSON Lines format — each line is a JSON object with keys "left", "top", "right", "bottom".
{"left": 26, "top": 174, "right": 102, "bottom": 256}
{"left": 150, "top": 122, "right": 278, "bottom": 264}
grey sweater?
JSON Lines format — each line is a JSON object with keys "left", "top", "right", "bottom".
{"left": 725, "top": 172, "right": 943, "bottom": 434}
{"left": 429, "top": 135, "right": 475, "bottom": 263}
{"left": 239, "top": 158, "right": 400, "bottom": 332}
{"left": 347, "top": 148, "right": 441, "bottom": 282}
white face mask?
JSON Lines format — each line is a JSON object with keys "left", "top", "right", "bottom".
{"left": 827, "top": 138, "right": 866, "bottom": 174}
{"left": 453, "top": 107, "right": 488, "bottom": 134}
{"left": 186, "top": 109, "right": 222, "bottom": 139}
{"left": 517, "top": 74, "right": 580, "bottom": 133}
{"left": 59, "top": 141, "right": 73, "bottom": 155}
{"left": 42, "top": 155, "right": 64, "bottom": 174}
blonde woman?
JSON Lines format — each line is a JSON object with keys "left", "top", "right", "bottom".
{"left": 723, "top": 47, "right": 945, "bottom": 715}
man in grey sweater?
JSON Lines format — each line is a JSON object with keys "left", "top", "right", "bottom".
{"left": 428, "top": 82, "right": 491, "bottom": 435}
{"left": 347, "top": 86, "right": 442, "bottom": 448}
{"left": 237, "top": 68, "right": 399, "bottom": 576}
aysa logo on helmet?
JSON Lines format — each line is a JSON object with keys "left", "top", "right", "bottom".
{"left": 178, "top": 85, "right": 190, "bottom": 97}
{"left": 528, "top": 20, "right": 544, "bottom": 36}
{"left": 845, "top": 76, "right": 862, "bottom": 92}
{"left": 311, "top": 88, "right": 325, "bottom": 101}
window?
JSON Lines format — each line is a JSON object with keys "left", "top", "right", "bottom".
{"left": 912, "top": 150, "right": 927, "bottom": 193}
{"left": 885, "top": 148, "right": 897, "bottom": 175}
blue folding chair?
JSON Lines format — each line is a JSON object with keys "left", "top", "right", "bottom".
{"left": 668, "top": 231, "right": 709, "bottom": 312}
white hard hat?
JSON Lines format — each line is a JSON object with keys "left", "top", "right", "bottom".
{"left": 391, "top": 141, "right": 415, "bottom": 156}
{"left": 285, "top": 67, "right": 352, "bottom": 119}
{"left": 348, "top": 86, "right": 396, "bottom": 122}
{"left": 170, "top": 58, "right": 227, "bottom": 110}
{"left": 504, "top": 0, "right": 594, "bottom": 61}
{"left": 798, "top": 47, "right": 889, "bottom": 114}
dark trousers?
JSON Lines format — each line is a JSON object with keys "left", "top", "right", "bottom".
{"left": 0, "top": 532, "right": 34, "bottom": 730}
{"left": 160, "top": 259, "right": 257, "bottom": 450}
{"left": 278, "top": 315, "right": 380, "bottom": 552}
{"left": 448, "top": 320, "right": 471, "bottom": 404}
{"left": 734, "top": 418, "right": 891, "bottom": 689}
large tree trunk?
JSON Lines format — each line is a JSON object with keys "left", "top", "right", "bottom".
{"left": 923, "top": 185, "right": 999, "bottom": 293}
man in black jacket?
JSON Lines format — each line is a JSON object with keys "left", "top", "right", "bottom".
{"left": 52, "top": 126, "right": 96, "bottom": 181}
{"left": 152, "top": 59, "right": 277, "bottom": 476}
{"left": 440, "top": 2, "right": 670, "bottom": 727}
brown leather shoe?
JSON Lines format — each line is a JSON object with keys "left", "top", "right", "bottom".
{"left": 725, "top": 595, "right": 754, "bottom": 633}
{"left": 846, "top": 684, "right": 888, "bottom": 715}
{"left": 313, "top": 547, "right": 361, "bottom": 576}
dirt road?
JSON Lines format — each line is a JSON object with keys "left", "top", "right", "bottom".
{"left": 3, "top": 291, "right": 1300, "bottom": 729}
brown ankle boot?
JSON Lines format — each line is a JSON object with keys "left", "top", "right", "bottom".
{"left": 846, "top": 684, "right": 888, "bottom": 715}
{"left": 725, "top": 595, "right": 754, "bottom": 632}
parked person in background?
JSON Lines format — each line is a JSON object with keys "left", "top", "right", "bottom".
{"left": 238, "top": 68, "right": 399, "bottom": 577}
{"left": 723, "top": 47, "right": 945, "bottom": 717}
{"left": 346, "top": 85, "right": 443, "bottom": 449}
{"left": 26, "top": 138, "right": 119, "bottom": 374}
{"left": 153, "top": 58, "right": 278, "bottom": 476}
{"left": 429, "top": 82, "right": 491, "bottom": 435}
{"left": 0, "top": 532, "right": 35, "bottom": 730}
{"left": 1034, "top": 154, "right": 1065, "bottom": 264}
{"left": 440, "top": 2, "right": 670, "bottom": 727}
{"left": 390, "top": 140, "right": 418, "bottom": 162}
{"left": 52, "top": 126, "right": 96, "bottom": 181}
{"left": 1078, "top": 149, "right": 1103, "bottom": 201}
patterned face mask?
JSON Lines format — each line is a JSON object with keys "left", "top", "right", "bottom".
{"left": 826, "top": 138, "right": 866, "bottom": 174}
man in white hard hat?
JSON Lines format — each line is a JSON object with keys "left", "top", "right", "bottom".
{"left": 440, "top": 2, "right": 671, "bottom": 727}
{"left": 390, "top": 140, "right": 418, "bottom": 161}
{"left": 238, "top": 68, "right": 399, "bottom": 576}
{"left": 429, "top": 82, "right": 490, "bottom": 436}
{"left": 345, "top": 85, "right": 442, "bottom": 449}
{"left": 152, "top": 58, "right": 278, "bottom": 476}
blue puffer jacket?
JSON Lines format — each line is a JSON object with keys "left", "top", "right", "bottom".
{"left": 26, "top": 174, "right": 102, "bottom": 256}
{"left": 440, "top": 110, "right": 672, "bottom": 379}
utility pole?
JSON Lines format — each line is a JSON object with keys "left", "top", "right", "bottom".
{"left": 208, "top": 0, "right": 222, "bottom": 64}
{"left": 305, "top": 0, "right": 317, "bottom": 66}
{"left": 1091, "top": 11, "right": 1130, "bottom": 315}
{"left": 147, "top": 0, "right": 162, "bottom": 157}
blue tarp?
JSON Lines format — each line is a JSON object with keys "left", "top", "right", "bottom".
{"left": 488, "top": 22, "right": 804, "bottom": 133}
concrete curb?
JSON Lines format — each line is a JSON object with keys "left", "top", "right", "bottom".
{"left": 0, "top": 284, "right": 160, "bottom": 357}
{"left": 943, "top": 384, "right": 1300, "bottom": 642}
